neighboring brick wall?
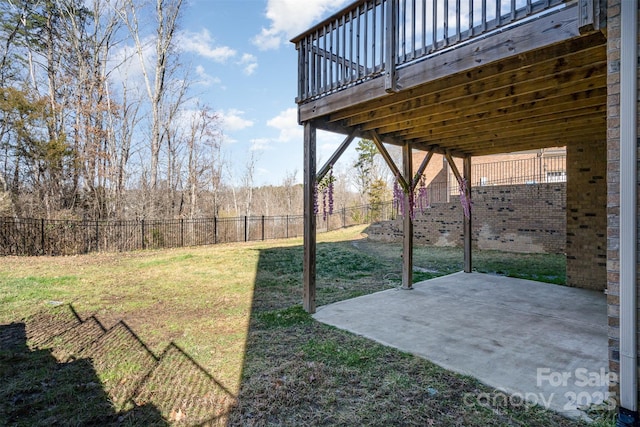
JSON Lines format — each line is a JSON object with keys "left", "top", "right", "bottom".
{"left": 366, "top": 183, "right": 566, "bottom": 254}
{"left": 565, "top": 141, "right": 607, "bottom": 291}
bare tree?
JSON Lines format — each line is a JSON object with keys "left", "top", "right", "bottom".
{"left": 281, "top": 169, "right": 299, "bottom": 214}
{"left": 182, "top": 105, "right": 220, "bottom": 219}
{"left": 241, "top": 151, "right": 259, "bottom": 217}
{"left": 117, "top": 0, "right": 184, "bottom": 215}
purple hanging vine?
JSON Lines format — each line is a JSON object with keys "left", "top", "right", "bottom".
{"left": 328, "top": 169, "right": 334, "bottom": 216}
{"left": 313, "top": 181, "right": 319, "bottom": 215}
{"left": 316, "top": 167, "right": 335, "bottom": 221}
{"left": 394, "top": 175, "right": 430, "bottom": 221}
{"left": 458, "top": 177, "right": 471, "bottom": 219}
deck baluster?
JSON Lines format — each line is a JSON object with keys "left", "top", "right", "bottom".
{"left": 432, "top": 0, "right": 437, "bottom": 51}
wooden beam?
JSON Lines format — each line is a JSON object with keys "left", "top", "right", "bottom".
{"left": 366, "top": 75, "right": 607, "bottom": 136}
{"left": 303, "top": 122, "right": 317, "bottom": 313}
{"left": 445, "top": 151, "right": 463, "bottom": 184}
{"left": 310, "top": 45, "right": 366, "bottom": 76}
{"left": 463, "top": 155, "right": 472, "bottom": 273}
{"left": 414, "top": 114, "right": 605, "bottom": 148}
{"left": 347, "top": 59, "right": 607, "bottom": 130}
{"left": 412, "top": 150, "right": 434, "bottom": 191}
{"left": 369, "top": 130, "right": 408, "bottom": 191}
{"left": 317, "top": 129, "right": 357, "bottom": 181}
{"left": 402, "top": 142, "right": 413, "bottom": 290}
{"left": 309, "top": 118, "right": 470, "bottom": 157}
{"left": 383, "top": 95, "right": 607, "bottom": 143}
{"left": 326, "top": 34, "right": 606, "bottom": 124}
{"left": 399, "top": 104, "right": 606, "bottom": 141}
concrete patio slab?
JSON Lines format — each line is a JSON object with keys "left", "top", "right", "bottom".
{"left": 313, "top": 272, "right": 610, "bottom": 419}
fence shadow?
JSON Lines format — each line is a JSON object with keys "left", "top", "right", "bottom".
{"left": 2, "top": 304, "right": 236, "bottom": 426}
{"left": 0, "top": 321, "right": 166, "bottom": 426}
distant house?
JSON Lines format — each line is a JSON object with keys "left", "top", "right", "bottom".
{"left": 414, "top": 147, "right": 566, "bottom": 203}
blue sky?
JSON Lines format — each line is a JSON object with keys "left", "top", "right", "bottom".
{"left": 179, "top": 0, "right": 354, "bottom": 186}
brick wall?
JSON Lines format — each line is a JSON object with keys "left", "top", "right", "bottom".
{"left": 366, "top": 183, "right": 566, "bottom": 254}
{"left": 565, "top": 141, "right": 607, "bottom": 291}
{"left": 606, "top": 0, "right": 620, "bottom": 402}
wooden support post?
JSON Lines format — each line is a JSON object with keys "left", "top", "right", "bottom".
{"left": 463, "top": 155, "right": 472, "bottom": 273}
{"left": 303, "top": 122, "right": 317, "bottom": 313}
{"left": 402, "top": 142, "right": 413, "bottom": 289}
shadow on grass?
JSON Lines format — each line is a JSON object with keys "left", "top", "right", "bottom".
{"left": 228, "top": 238, "right": 589, "bottom": 426}
{"left": 0, "top": 321, "right": 166, "bottom": 426}
{"left": 2, "top": 304, "right": 236, "bottom": 426}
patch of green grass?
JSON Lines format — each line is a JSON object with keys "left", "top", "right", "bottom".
{"left": 473, "top": 250, "right": 566, "bottom": 284}
{"left": 302, "top": 335, "right": 391, "bottom": 369}
{"left": 412, "top": 270, "right": 440, "bottom": 283}
{"left": 255, "top": 305, "right": 313, "bottom": 328}
{"left": 358, "top": 240, "right": 566, "bottom": 285}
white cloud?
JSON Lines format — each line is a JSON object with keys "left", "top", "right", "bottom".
{"left": 250, "top": 138, "right": 272, "bottom": 151}
{"left": 220, "top": 109, "right": 254, "bottom": 132}
{"left": 252, "top": 0, "right": 350, "bottom": 50}
{"left": 194, "top": 65, "right": 221, "bottom": 86}
{"left": 266, "top": 108, "right": 300, "bottom": 142}
{"left": 178, "top": 29, "right": 236, "bottom": 62}
{"left": 252, "top": 27, "right": 282, "bottom": 51}
{"left": 238, "top": 53, "right": 258, "bottom": 76}
{"left": 221, "top": 134, "right": 237, "bottom": 146}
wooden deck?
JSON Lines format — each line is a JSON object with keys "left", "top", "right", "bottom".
{"left": 293, "top": 0, "right": 606, "bottom": 156}
{"left": 292, "top": 0, "right": 607, "bottom": 312}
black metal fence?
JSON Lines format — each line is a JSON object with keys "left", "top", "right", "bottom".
{"left": 0, "top": 202, "right": 395, "bottom": 256}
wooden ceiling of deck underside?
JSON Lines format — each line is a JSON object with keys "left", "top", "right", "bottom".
{"left": 309, "top": 31, "right": 607, "bottom": 157}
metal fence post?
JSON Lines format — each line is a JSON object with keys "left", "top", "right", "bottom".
{"left": 214, "top": 216, "right": 217, "bottom": 244}
{"left": 261, "top": 215, "right": 265, "bottom": 241}
{"left": 141, "top": 219, "right": 146, "bottom": 250}
{"left": 40, "top": 218, "right": 45, "bottom": 255}
{"left": 95, "top": 220, "right": 99, "bottom": 252}
{"left": 180, "top": 219, "right": 184, "bottom": 247}
{"left": 244, "top": 216, "right": 248, "bottom": 242}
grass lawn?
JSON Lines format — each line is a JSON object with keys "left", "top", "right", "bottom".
{"left": 0, "top": 225, "right": 614, "bottom": 426}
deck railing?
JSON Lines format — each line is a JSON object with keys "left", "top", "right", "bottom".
{"left": 292, "top": 0, "right": 567, "bottom": 103}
